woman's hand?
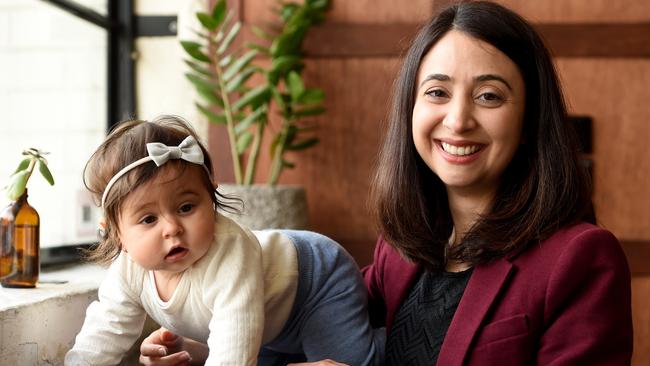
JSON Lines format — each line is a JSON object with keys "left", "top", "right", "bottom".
{"left": 139, "top": 327, "right": 192, "bottom": 366}
{"left": 287, "top": 361, "right": 349, "bottom": 366}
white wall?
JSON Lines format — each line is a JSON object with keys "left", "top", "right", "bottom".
{"left": 135, "top": 0, "right": 209, "bottom": 142}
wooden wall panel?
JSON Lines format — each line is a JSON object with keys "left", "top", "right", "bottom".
{"left": 272, "top": 58, "right": 400, "bottom": 264}
{"left": 244, "top": 0, "right": 433, "bottom": 23}
{"left": 555, "top": 59, "right": 650, "bottom": 240}
{"left": 496, "top": 0, "right": 650, "bottom": 22}
{"left": 632, "top": 277, "right": 650, "bottom": 366}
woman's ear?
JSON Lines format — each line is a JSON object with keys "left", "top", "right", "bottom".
{"left": 212, "top": 180, "right": 219, "bottom": 189}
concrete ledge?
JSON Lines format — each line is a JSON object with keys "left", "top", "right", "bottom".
{"left": 0, "top": 263, "right": 105, "bottom": 365}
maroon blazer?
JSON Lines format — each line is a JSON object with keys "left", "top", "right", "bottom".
{"left": 363, "top": 222, "right": 633, "bottom": 365}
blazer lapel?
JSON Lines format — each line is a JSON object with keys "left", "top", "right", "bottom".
{"left": 436, "top": 259, "right": 514, "bottom": 366}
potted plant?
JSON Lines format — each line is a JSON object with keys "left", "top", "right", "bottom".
{"left": 0, "top": 148, "right": 54, "bottom": 287}
{"left": 180, "top": 0, "right": 329, "bottom": 229}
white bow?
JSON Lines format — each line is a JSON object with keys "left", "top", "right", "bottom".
{"left": 101, "top": 135, "right": 209, "bottom": 208}
{"left": 146, "top": 136, "right": 204, "bottom": 166}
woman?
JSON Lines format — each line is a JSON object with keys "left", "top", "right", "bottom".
{"left": 140, "top": 1, "right": 632, "bottom": 365}
{"left": 361, "top": 1, "right": 632, "bottom": 364}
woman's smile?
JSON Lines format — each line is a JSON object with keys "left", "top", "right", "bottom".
{"left": 435, "top": 139, "right": 485, "bottom": 164}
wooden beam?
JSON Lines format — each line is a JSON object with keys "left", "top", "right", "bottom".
{"left": 302, "top": 23, "right": 420, "bottom": 58}
{"left": 299, "top": 22, "right": 650, "bottom": 58}
{"left": 621, "top": 241, "right": 650, "bottom": 276}
{"left": 538, "top": 23, "right": 650, "bottom": 58}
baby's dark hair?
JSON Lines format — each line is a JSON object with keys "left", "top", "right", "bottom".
{"left": 83, "top": 115, "right": 227, "bottom": 265}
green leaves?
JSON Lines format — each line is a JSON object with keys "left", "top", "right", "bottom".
{"left": 195, "top": 0, "right": 226, "bottom": 31}
{"left": 226, "top": 67, "right": 257, "bottom": 93}
{"left": 211, "top": 0, "right": 227, "bottom": 24}
{"left": 287, "top": 71, "right": 305, "bottom": 101}
{"left": 180, "top": 41, "right": 210, "bottom": 63}
{"left": 232, "top": 85, "right": 270, "bottom": 112}
{"left": 38, "top": 160, "right": 55, "bottom": 185}
{"left": 6, "top": 171, "right": 29, "bottom": 201}
{"left": 298, "top": 88, "right": 324, "bottom": 104}
{"left": 4, "top": 149, "right": 55, "bottom": 201}
{"left": 13, "top": 159, "right": 30, "bottom": 174}
{"left": 236, "top": 131, "right": 253, "bottom": 154}
{"left": 217, "top": 22, "right": 241, "bottom": 55}
{"left": 180, "top": 0, "right": 330, "bottom": 185}
{"left": 223, "top": 49, "right": 258, "bottom": 82}
{"left": 235, "top": 105, "right": 267, "bottom": 135}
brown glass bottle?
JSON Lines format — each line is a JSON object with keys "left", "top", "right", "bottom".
{"left": 0, "top": 197, "right": 18, "bottom": 279}
{"left": 1, "top": 189, "right": 39, "bottom": 288}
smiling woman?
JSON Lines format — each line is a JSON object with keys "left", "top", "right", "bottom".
{"left": 360, "top": 1, "right": 631, "bottom": 365}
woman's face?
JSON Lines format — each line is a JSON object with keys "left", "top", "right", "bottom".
{"left": 412, "top": 30, "right": 526, "bottom": 200}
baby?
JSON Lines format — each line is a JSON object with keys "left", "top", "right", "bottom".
{"left": 65, "top": 116, "right": 382, "bottom": 365}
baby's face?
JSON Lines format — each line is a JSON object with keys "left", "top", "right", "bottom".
{"left": 117, "top": 163, "right": 215, "bottom": 276}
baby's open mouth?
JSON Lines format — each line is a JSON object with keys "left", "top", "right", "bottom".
{"left": 165, "top": 246, "right": 188, "bottom": 259}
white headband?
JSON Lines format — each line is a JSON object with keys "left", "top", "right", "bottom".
{"left": 101, "top": 135, "right": 210, "bottom": 208}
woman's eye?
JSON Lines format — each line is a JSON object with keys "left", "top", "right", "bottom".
{"left": 140, "top": 215, "right": 157, "bottom": 225}
{"left": 425, "top": 88, "right": 448, "bottom": 99}
{"left": 179, "top": 203, "right": 195, "bottom": 214}
{"left": 476, "top": 92, "right": 503, "bottom": 105}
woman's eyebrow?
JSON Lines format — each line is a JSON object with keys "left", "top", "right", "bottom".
{"left": 475, "top": 74, "right": 512, "bottom": 90}
{"left": 419, "top": 73, "right": 450, "bottom": 87}
{"left": 419, "top": 73, "right": 513, "bottom": 91}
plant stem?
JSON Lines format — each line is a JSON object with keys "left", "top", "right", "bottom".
{"left": 25, "top": 159, "right": 36, "bottom": 183}
{"left": 214, "top": 58, "right": 243, "bottom": 184}
{"left": 244, "top": 119, "right": 265, "bottom": 185}
{"left": 268, "top": 118, "right": 290, "bottom": 185}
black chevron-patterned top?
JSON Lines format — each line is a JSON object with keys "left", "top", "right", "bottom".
{"left": 385, "top": 267, "right": 473, "bottom": 365}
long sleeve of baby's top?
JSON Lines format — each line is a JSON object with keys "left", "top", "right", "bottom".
{"left": 200, "top": 214, "right": 266, "bottom": 365}
{"left": 64, "top": 253, "right": 147, "bottom": 365}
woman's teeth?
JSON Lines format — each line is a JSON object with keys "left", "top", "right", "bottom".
{"left": 441, "top": 142, "right": 480, "bottom": 156}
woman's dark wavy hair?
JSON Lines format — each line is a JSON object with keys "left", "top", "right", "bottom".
{"left": 83, "top": 115, "right": 238, "bottom": 265}
{"left": 370, "top": 1, "right": 594, "bottom": 271}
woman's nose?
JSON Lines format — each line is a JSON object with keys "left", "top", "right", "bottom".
{"left": 442, "top": 97, "right": 476, "bottom": 133}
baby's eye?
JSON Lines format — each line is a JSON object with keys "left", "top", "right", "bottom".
{"left": 140, "top": 215, "right": 157, "bottom": 225}
{"left": 179, "top": 203, "right": 195, "bottom": 214}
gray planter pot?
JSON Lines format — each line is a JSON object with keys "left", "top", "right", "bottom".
{"left": 217, "top": 184, "right": 309, "bottom": 230}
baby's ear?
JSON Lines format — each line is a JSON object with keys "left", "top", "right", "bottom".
{"left": 212, "top": 180, "right": 219, "bottom": 190}
{"left": 98, "top": 217, "right": 108, "bottom": 239}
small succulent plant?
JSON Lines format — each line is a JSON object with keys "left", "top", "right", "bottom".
{"left": 4, "top": 148, "right": 55, "bottom": 200}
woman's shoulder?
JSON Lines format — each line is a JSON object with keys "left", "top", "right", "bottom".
{"left": 515, "top": 221, "right": 627, "bottom": 275}
{"left": 370, "top": 236, "right": 420, "bottom": 277}
{"left": 540, "top": 222, "right": 620, "bottom": 253}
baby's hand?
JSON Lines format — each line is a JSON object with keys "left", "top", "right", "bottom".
{"left": 139, "top": 327, "right": 192, "bottom": 366}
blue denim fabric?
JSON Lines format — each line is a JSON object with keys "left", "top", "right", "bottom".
{"left": 257, "top": 230, "right": 384, "bottom": 366}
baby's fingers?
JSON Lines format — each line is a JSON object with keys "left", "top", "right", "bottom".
{"left": 139, "top": 351, "right": 192, "bottom": 366}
